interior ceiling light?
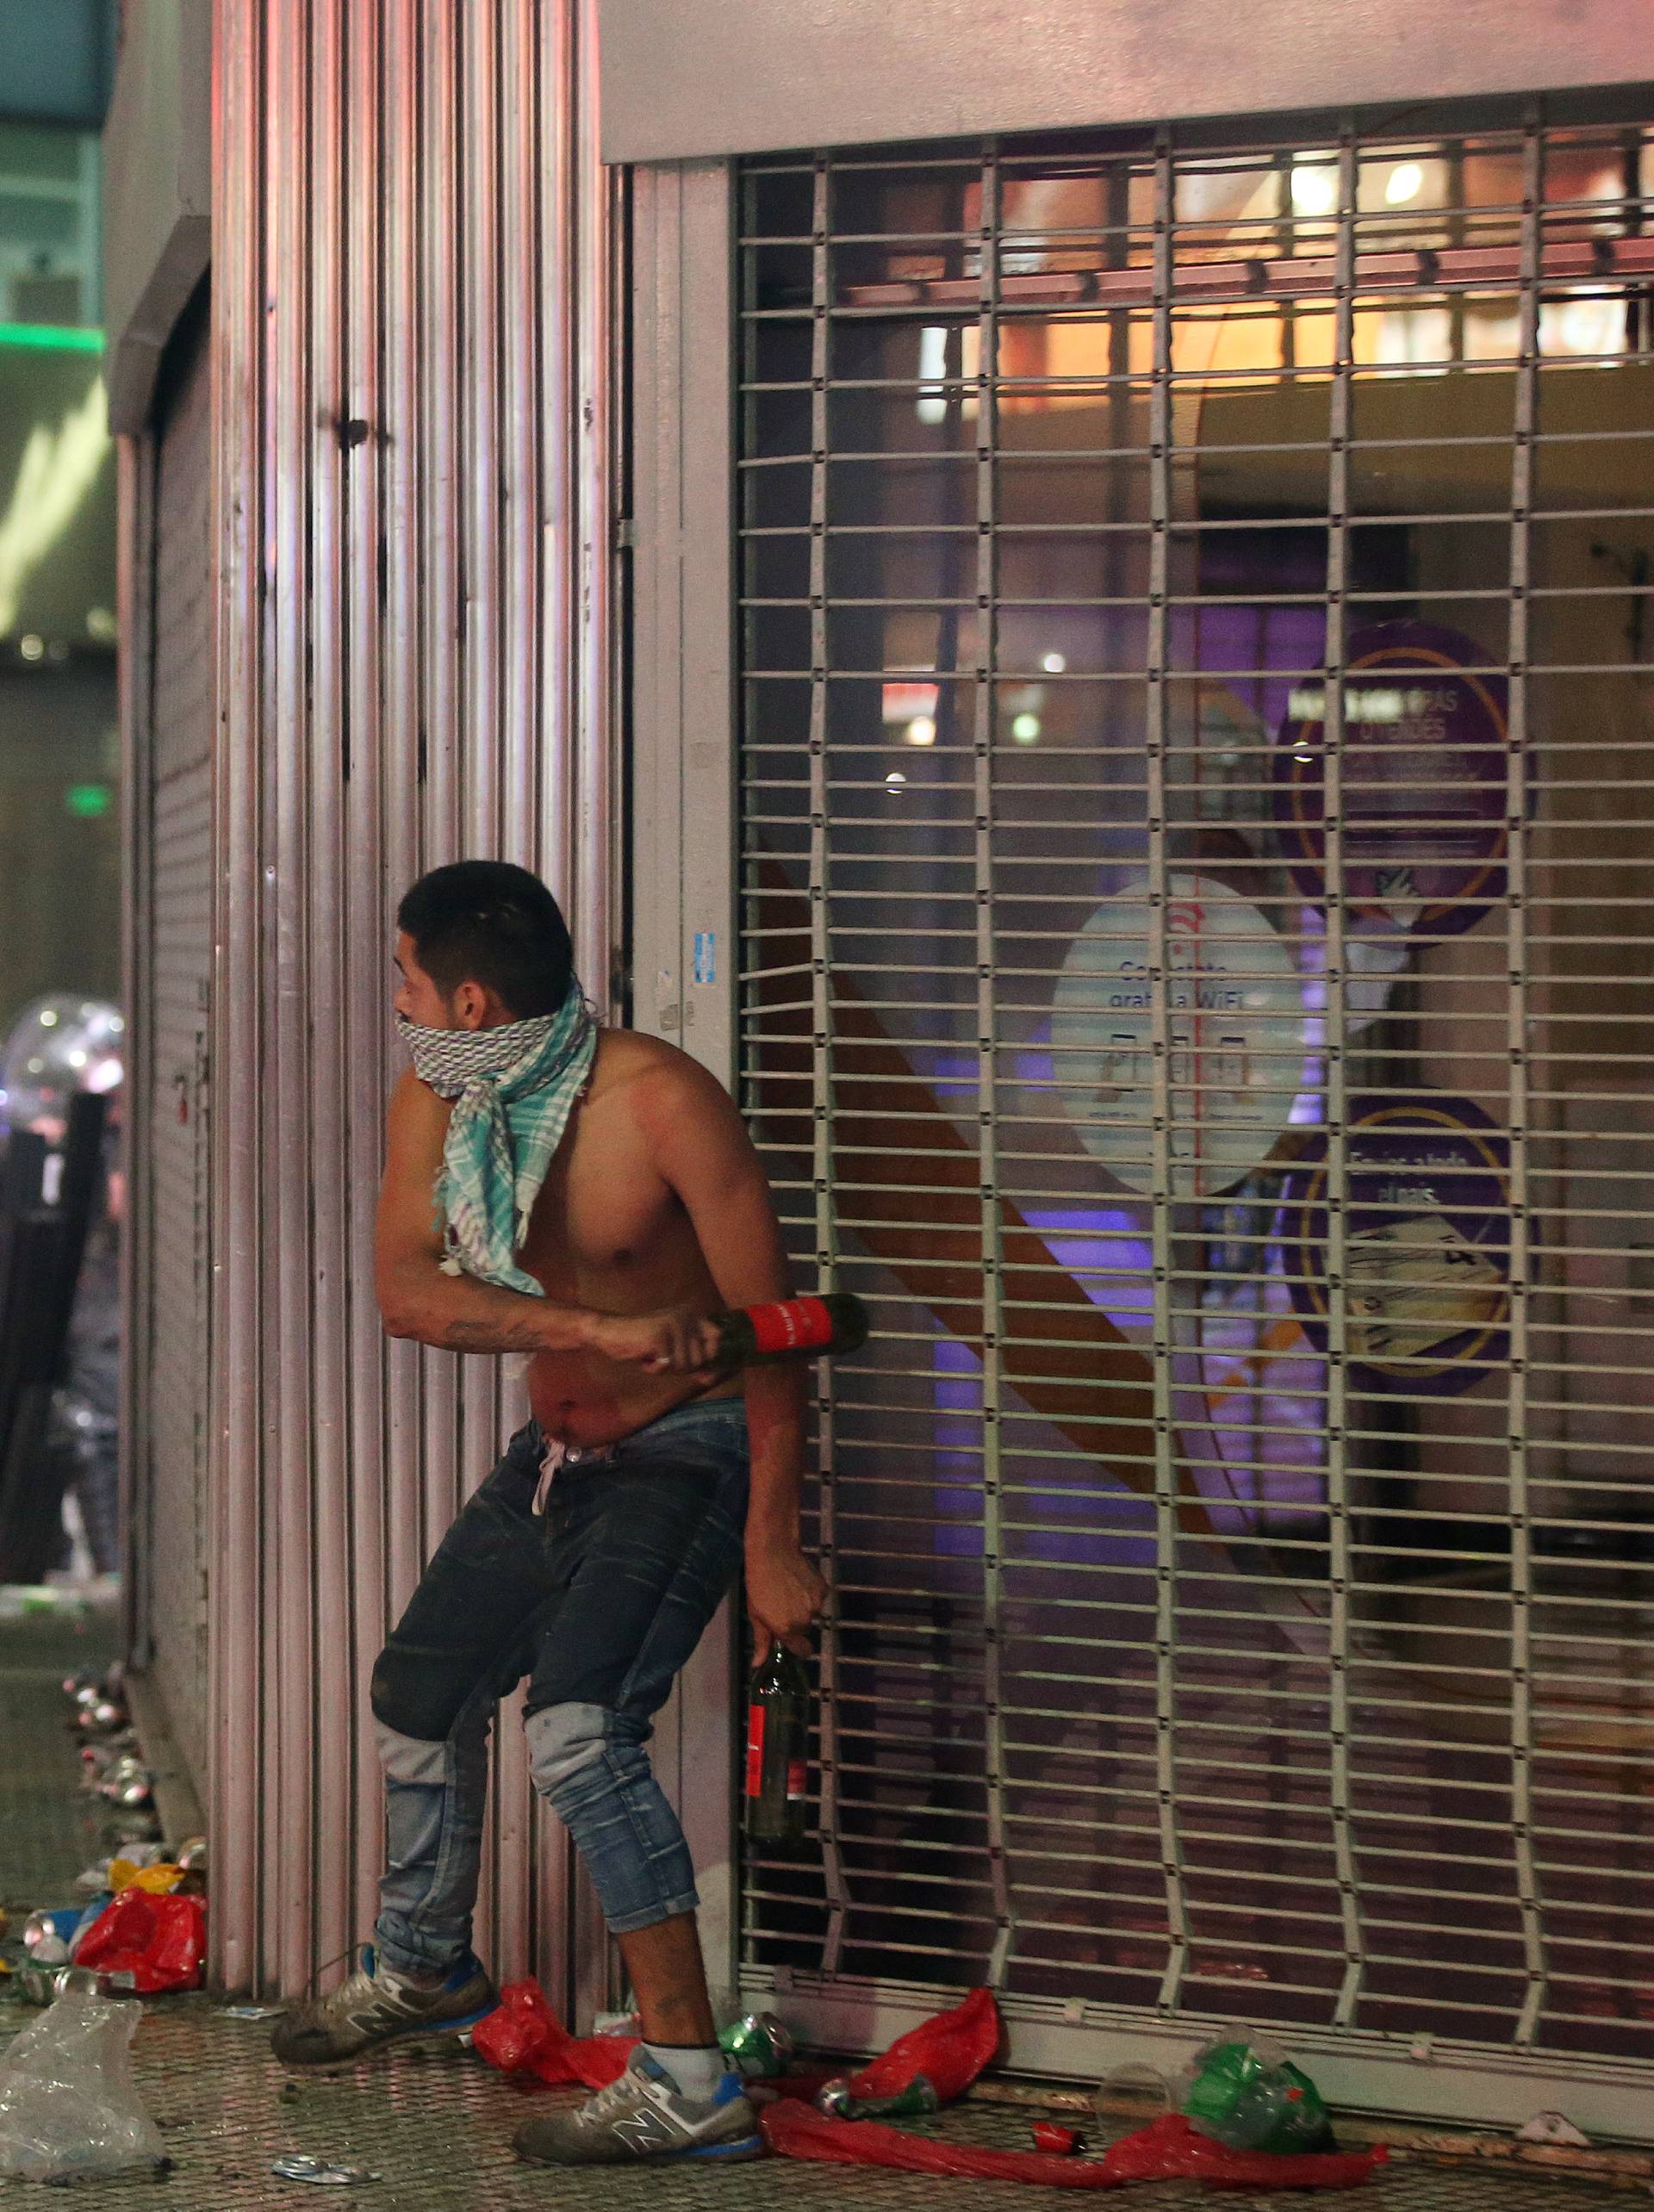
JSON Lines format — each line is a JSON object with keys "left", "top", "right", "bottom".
{"left": 917, "top": 325, "right": 948, "bottom": 426}
{"left": 1290, "top": 162, "right": 1338, "bottom": 218}
{"left": 1385, "top": 162, "right": 1425, "bottom": 205}
{"left": 1041, "top": 652, "right": 1066, "bottom": 674}
{"left": 905, "top": 716, "right": 936, "bottom": 746}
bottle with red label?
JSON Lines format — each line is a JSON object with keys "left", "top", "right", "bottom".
{"left": 712, "top": 1291, "right": 868, "bottom": 1373}
{"left": 744, "top": 1638, "right": 811, "bottom": 1850}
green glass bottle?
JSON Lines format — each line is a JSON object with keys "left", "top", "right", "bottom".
{"left": 744, "top": 1640, "right": 810, "bottom": 1849}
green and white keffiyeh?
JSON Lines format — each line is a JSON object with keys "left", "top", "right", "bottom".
{"left": 397, "top": 982, "right": 597, "bottom": 1295}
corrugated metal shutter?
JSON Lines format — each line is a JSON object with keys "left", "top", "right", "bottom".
{"left": 142, "top": 295, "right": 213, "bottom": 1787}
{"left": 208, "top": 1, "right": 614, "bottom": 2003}
{"left": 735, "top": 105, "right": 1654, "bottom": 2136}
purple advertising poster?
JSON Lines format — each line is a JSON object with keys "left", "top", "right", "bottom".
{"left": 1278, "top": 1095, "right": 1511, "bottom": 1398}
{"left": 1272, "top": 620, "right": 1508, "bottom": 938}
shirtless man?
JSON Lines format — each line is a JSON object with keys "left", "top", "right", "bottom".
{"left": 274, "top": 861, "right": 826, "bottom": 2168}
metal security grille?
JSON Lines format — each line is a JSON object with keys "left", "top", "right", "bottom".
{"left": 735, "top": 104, "right": 1654, "bottom": 2127}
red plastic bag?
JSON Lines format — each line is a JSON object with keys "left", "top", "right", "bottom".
{"left": 762, "top": 2103, "right": 1386, "bottom": 2191}
{"left": 471, "top": 1979, "right": 636, "bottom": 2090}
{"left": 1103, "top": 2114, "right": 1385, "bottom": 2190}
{"left": 74, "top": 1892, "right": 206, "bottom": 1996}
{"left": 845, "top": 1987, "right": 1000, "bottom": 2106}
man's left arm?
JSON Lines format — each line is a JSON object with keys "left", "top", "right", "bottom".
{"left": 647, "top": 1057, "right": 828, "bottom": 1656}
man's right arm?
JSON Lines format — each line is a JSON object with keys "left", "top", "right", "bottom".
{"left": 375, "top": 1071, "right": 593, "bottom": 1353}
{"left": 374, "top": 1070, "right": 721, "bottom": 1370}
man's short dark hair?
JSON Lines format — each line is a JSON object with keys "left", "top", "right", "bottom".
{"left": 397, "top": 861, "right": 573, "bottom": 1019}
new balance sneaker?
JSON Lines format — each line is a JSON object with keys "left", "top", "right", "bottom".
{"left": 270, "top": 1946, "right": 497, "bottom": 2069}
{"left": 513, "top": 2051, "right": 764, "bottom": 2165}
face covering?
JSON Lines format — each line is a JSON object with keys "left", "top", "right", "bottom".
{"left": 396, "top": 979, "right": 597, "bottom": 1294}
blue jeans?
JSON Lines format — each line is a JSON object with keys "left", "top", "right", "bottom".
{"left": 369, "top": 1396, "right": 749, "bottom": 1977}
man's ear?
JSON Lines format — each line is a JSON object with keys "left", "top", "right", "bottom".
{"left": 452, "top": 980, "right": 489, "bottom": 1030}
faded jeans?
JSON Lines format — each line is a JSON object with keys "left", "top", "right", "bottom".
{"left": 368, "top": 1397, "right": 749, "bottom": 1978}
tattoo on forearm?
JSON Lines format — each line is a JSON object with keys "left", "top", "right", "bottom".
{"left": 431, "top": 1312, "right": 550, "bottom": 1354}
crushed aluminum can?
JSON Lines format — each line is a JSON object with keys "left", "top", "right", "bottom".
{"left": 1031, "top": 2121, "right": 1085, "bottom": 2154}
{"left": 270, "top": 2155, "right": 383, "bottom": 2186}
{"left": 100, "top": 1756, "right": 155, "bottom": 1810}
{"left": 53, "top": 1967, "right": 103, "bottom": 2001}
{"left": 175, "top": 1835, "right": 208, "bottom": 1873}
{"left": 221, "top": 2003, "right": 286, "bottom": 2020}
{"left": 718, "top": 2010, "right": 797, "bottom": 2080}
{"left": 814, "top": 2074, "right": 939, "bottom": 2120}
{"left": 22, "top": 1907, "right": 80, "bottom": 1960}
{"left": 13, "top": 1964, "right": 59, "bottom": 2007}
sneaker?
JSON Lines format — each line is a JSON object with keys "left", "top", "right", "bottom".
{"left": 270, "top": 1946, "right": 496, "bottom": 2069}
{"left": 513, "top": 2052, "right": 764, "bottom": 2165}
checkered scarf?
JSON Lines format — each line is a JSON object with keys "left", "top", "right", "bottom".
{"left": 396, "top": 982, "right": 596, "bottom": 1295}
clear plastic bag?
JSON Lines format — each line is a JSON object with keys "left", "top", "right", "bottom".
{"left": 0, "top": 1982, "right": 165, "bottom": 2181}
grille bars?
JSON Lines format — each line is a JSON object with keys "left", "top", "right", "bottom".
{"left": 1325, "top": 126, "right": 1365, "bottom": 2031}
{"left": 973, "top": 146, "right": 1016, "bottom": 1988}
{"left": 733, "top": 115, "right": 1654, "bottom": 2113}
{"left": 806, "top": 153, "right": 852, "bottom": 1977}
{"left": 1508, "top": 113, "right": 1545, "bottom": 2051}
{"left": 1147, "top": 131, "right": 1190, "bottom": 2015}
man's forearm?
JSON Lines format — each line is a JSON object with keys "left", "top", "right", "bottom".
{"left": 743, "top": 1362, "right": 807, "bottom": 1545}
{"left": 381, "top": 1261, "right": 593, "bottom": 1356}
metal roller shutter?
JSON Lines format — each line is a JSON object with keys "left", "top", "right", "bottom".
{"left": 735, "top": 103, "right": 1654, "bottom": 2131}
{"left": 142, "top": 298, "right": 214, "bottom": 1789}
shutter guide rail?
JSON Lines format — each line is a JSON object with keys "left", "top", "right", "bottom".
{"left": 1324, "top": 123, "right": 1365, "bottom": 2033}
{"left": 1508, "top": 112, "right": 1545, "bottom": 2053}
{"left": 1146, "top": 129, "right": 1189, "bottom": 2017}
{"left": 973, "top": 142, "right": 1016, "bottom": 1989}
{"left": 806, "top": 152, "right": 852, "bottom": 1979}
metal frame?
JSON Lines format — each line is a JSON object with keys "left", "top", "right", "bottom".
{"left": 628, "top": 155, "right": 743, "bottom": 2000}
{"left": 599, "top": 0, "right": 1651, "bottom": 166}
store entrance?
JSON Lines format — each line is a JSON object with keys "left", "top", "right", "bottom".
{"left": 734, "top": 106, "right": 1654, "bottom": 2126}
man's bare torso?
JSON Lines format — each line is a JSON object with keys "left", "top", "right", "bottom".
{"left": 414, "top": 1028, "right": 738, "bottom": 1449}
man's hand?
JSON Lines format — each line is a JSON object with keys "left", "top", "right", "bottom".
{"left": 587, "top": 1307, "right": 723, "bottom": 1374}
{"left": 746, "top": 1537, "right": 828, "bottom": 1657}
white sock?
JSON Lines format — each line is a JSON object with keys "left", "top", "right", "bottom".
{"left": 644, "top": 2040, "right": 730, "bottom": 2102}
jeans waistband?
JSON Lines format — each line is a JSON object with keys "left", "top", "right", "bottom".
{"left": 542, "top": 1393, "right": 746, "bottom": 1455}
{"left": 530, "top": 1392, "right": 747, "bottom": 1513}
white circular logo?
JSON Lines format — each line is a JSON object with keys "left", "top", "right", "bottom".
{"left": 1052, "top": 872, "right": 1307, "bottom": 1199}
